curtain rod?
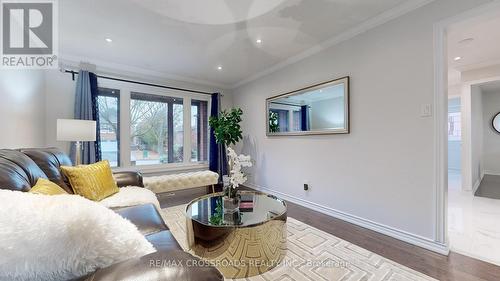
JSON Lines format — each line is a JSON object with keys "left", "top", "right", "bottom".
{"left": 63, "top": 70, "right": 215, "bottom": 96}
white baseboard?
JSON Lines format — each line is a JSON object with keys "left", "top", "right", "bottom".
{"left": 483, "top": 170, "right": 500, "bottom": 176}
{"left": 473, "top": 178, "right": 481, "bottom": 194}
{"left": 472, "top": 171, "right": 485, "bottom": 194}
{"left": 246, "top": 183, "right": 449, "bottom": 255}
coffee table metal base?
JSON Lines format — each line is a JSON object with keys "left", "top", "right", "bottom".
{"left": 186, "top": 218, "right": 287, "bottom": 278}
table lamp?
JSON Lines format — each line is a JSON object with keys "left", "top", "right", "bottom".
{"left": 57, "top": 119, "right": 96, "bottom": 165}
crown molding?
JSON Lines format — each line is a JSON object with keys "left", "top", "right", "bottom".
{"left": 58, "top": 53, "right": 230, "bottom": 90}
{"left": 455, "top": 59, "right": 500, "bottom": 72}
{"left": 231, "top": 0, "right": 436, "bottom": 89}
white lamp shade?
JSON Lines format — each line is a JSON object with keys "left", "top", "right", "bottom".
{"left": 57, "top": 119, "right": 96, "bottom": 141}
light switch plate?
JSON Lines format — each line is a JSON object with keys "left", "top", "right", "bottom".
{"left": 420, "top": 104, "right": 432, "bottom": 117}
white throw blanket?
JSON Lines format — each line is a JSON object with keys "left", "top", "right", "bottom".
{"left": 99, "top": 186, "right": 161, "bottom": 211}
{"left": 0, "top": 190, "right": 155, "bottom": 281}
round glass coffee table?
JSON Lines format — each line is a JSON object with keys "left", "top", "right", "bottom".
{"left": 185, "top": 191, "right": 287, "bottom": 278}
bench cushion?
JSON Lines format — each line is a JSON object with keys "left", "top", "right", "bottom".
{"left": 144, "top": 171, "right": 218, "bottom": 193}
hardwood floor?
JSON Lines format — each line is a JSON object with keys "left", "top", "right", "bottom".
{"left": 157, "top": 186, "right": 500, "bottom": 281}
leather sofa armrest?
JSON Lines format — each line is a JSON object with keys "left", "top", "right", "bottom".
{"left": 113, "top": 171, "right": 144, "bottom": 188}
{"left": 76, "top": 250, "right": 223, "bottom": 281}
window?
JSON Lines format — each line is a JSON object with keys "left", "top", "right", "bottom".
{"left": 292, "top": 110, "right": 301, "bottom": 131}
{"left": 270, "top": 109, "right": 289, "bottom": 132}
{"left": 448, "top": 113, "right": 461, "bottom": 141}
{"left": 96, "top": 80, "right": 210, "bottom": 170}
{"left": 97, "top": 88, "right": 120, "bottom": 167}
{"left": 448, "top": 97, "right": 461, "bottom": 141}
{"left": 191, "top": 100, "right": 208, "bottom": 162}
{"left": 129, "top": 92, "right": 184, "bottom": 165}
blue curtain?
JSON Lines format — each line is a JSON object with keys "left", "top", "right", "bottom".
{"left": 301, "top": 105, "right": 310, "bottom": 131}
{"left": 70, "top": 70, "right": 101, "bottom": 164}
{"left": 209, "top": 93, "right": 227, "bottom": 182}
{"left": 89, "top": 73, "right": 102, "bottom": 162}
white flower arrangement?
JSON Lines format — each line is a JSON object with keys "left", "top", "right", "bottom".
{"left": 227, "top": 147, "right": 252, "bottom": 189}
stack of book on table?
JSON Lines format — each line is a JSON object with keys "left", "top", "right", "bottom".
{"left": 239, "top": 193, "right": 254, "bottom": 212}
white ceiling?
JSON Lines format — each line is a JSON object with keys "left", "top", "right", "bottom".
{"left": 284, "top": 83, "right": 345, "bottom": 104}
{"left": 448, "top": 8, "right": 500, "bottom": 72}
{"left": 60, "top": 0, "right": 421, "bottom": 88}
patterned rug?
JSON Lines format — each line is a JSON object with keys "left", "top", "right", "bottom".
{"left": 160, "top": 205, "right": 436, "bottom": 281}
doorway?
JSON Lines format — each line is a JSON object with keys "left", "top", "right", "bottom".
{"left": 442, "top": 4, "right": 500, "bottom": 266}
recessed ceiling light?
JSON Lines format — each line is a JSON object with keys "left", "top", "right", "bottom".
{"left": 217, "top": 66, "right": 222, "bottom": 71}
{"left": 256, "top": 39, "right": 262, "bottom": 44}
{"left": 105, "top": 38, "right": 113, "bottom": 43}
{"left": 454, "top": 56, "right": 462, "bottom": 61}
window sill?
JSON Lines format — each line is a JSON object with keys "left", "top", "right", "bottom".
{"left": 112, "top": 162, "right": 209, "bottom": 175}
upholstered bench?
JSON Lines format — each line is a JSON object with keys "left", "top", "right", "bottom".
{"left": 144, "top": 171, "right": 219, "bottom": 194}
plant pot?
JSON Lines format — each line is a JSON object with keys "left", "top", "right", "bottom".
{"left": 222, "top": 175, "right": 238, "bottom": 198}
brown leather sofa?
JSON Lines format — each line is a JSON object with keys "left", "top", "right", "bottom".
{"left": 0, "top": 148, "right": 223, "bottom": 281}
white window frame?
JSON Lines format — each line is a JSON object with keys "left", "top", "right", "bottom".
{"left": 97, "top": 78, "right": 211, "bottom": 173}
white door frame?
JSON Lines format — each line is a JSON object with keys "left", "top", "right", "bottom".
{"left": 461, "top": 76, "right": 500, "bottom": 193}
{"left": 433, "top": 0, "right": 500, "bottom": 249}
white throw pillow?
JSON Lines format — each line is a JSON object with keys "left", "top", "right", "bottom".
{"left": 0, "top": 190, "right": 156, "bottom": 281}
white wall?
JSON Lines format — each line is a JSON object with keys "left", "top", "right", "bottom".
{"left": 0, "top": 70, "right": 46, "bottom": 148}
{"left": 44, "top": 70, "right": 77, "bottom": 153}
{"left": 470, "top": 85, "right": 484, "bottom": 190}
{"left": 310, "top": 97, "right": 344, "bottom": 129}
{"left": 232, "top": 0, "right": 492, "bottom": 244}
{"left": 221, "top": 91, "right": 234, "bottom": 110}
{"left": 482, "top": 89, "right": 500, "bottom": 174}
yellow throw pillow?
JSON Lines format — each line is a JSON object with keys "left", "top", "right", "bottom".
{"left": 29, "top": 178, "right": 68, "bottom": 195}
{"left": 61, "top": 160, "right": 119, "bottom": 201}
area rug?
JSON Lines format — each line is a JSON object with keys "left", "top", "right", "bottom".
{"left": 160, "top": 205, "right": 436, "bottom": 281}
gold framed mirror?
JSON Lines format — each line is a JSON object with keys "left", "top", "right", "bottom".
{"left": 266, "top": 76, "right": 350, "bottom": 136}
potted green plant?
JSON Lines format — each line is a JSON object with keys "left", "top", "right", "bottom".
{"left": 269, "top": 111, "right": 279, "bottom": 133}
{"left": 209, "top": 108, "right": 243, "bottom": 148}
{"left": 209, "top": 108, "right": 251, "bottom": 214}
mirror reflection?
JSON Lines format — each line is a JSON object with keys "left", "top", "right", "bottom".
{"left": 493, "top": 112, "right": 500, "bottom": 133}
{"left": 267, "top": 77, "right": 349, "bottom": 135}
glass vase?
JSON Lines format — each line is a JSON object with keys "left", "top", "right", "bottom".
{"left": 223, "top": 195, "right": 240, "bottom": 215}
{"left": 222, "top": 174, "right": 239, "bottom": 214}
